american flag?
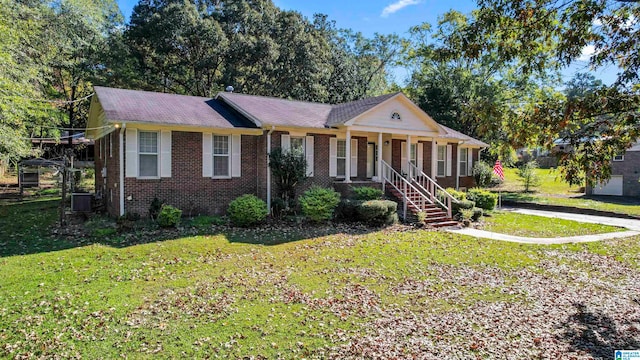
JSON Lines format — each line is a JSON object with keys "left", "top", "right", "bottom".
{"left": 493, "top": 159, "right": 504, "bottom": 181}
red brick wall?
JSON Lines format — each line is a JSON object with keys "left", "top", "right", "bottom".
{"left": 123, "top": 131, "right": 259, "bottom": 217}
{"left": 99, "top": 128, "right": 485, "bottom": 217}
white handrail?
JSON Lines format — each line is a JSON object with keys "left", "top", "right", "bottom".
{"left": 381, "top": 161, "right": 429, "bottom": 220}
{"left": 407, "top": 162, "right": 458, "bottom": 219}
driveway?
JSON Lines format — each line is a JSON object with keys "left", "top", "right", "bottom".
{"left": 447, "top": 207, "right": 640, "bottom": 244}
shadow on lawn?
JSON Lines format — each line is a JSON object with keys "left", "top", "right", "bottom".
{"left": 0, "top": 197, "right": 378, "bottom": 258}
{"left": 559, "top": 302, "right": 640, "bottom": 358}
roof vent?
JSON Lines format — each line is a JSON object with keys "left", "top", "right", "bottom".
{"left": 225, "top": 85, "right": 234, "bottom": 93}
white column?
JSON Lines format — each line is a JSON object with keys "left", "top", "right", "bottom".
{"left": 266, "top": 129, "right": 272, "bottom": 212}
{"left": 377, "top": 132, "right": 382, "bottom": 183}
{"left": 345, "top": 129, "right": 352, "bottom": 183}
{"left": 119, "top": 124, "right": 126, "bottom": 216}
{"left": 406, "top": 134, "right": 412, "bottom": 179}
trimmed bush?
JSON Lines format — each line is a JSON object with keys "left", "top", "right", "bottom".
{"left": 466, "top": 188, "right": 498, "bottom": 211}
{"left": 443, "top": 187, "right": 466, "bottom": 201}
{"left": 228, "top": 194, "right": 269, "bottom": 227}
{"left": 157, "top": 205, "right": 182, "bottom": 228}
{"left": 299, "top": 186, "right": 341, "bottom": 222}
{"left": 451, "top": 199, "right": 475, "bottom": 218}
{"left": 357, "top": 200, "right": 398, "bottom": 226}
{"left": 352, "top": 186, "right": 384, "bottom": 200}
{"left": 335, "top": 199, "right": 362, "bottom": 221}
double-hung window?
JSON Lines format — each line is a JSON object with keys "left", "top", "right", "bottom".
{"left": 336, "top": 139, "right": 347, "bottom": 177}
{"left": 138, "top": 131, "right": 159, "bottom": 177}
{"left": 459, "top": 148, "right": 468, "bottom": 176}
{"left": 290, "top": 137, "right": 305, "bottom": 158}
{"left": 213, "top": 135, "right": 231, "bottom": 177}
{"left": 437, "top": 145, "right": 446, "bottom": 177}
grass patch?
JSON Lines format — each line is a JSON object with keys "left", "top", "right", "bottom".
{"left": 1, "top": 198, "right": 639, "bottom": 357}
{"left": 494, "top": 167, "right": 640, "bottom": 217}
{"left": 482, "top": 211, "right": 624, "bottom": 237}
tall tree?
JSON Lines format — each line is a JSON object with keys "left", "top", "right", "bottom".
{"left": 0, "top": 0, "right": 57, "bottom": 172}
{"left": 124, "top": 0, "right": 399, "bottom": 102}
{"left": 46, "top": 0, "right": 123, "bottom": 144}
{"left": 402, "top": 11, "right": 561, "bottom": 161}
{"left": 461, "top": 0, "right": 640, "bottom": 185}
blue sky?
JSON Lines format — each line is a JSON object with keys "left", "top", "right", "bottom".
{"left": 116, "top": 0, "right": 617, "bottom": 85}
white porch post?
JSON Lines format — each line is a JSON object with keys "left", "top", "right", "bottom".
{"left": 119, "top": 123, "right": 126, "bottom": 216}
{"left": 377, "top": 132, "right": 383, "bottom": 186}
{"left": 345, "top": 129, "right": 352, "bottom": 183}
{"left": 406, "top": 134, "right": 412, "bottom": 179}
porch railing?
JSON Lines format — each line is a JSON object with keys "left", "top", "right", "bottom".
{"left": 407, "top": 162, "right": 458, "bottom": 219}
{"left": 381, "top": 160, "right": 430, "bottom": 220}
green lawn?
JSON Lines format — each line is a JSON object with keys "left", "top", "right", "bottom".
{"left": 482, "top": 211, "right": 623, "bottom": 237}
{"left": 1, "top": 198, "right": 640, "bottom": 358}
{"left": 494, "top": 167, "right": 640, "bottom": 217}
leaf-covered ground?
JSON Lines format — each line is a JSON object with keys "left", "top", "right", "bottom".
{"left": 1, "top": 199, "right": 640, "bottom": 358}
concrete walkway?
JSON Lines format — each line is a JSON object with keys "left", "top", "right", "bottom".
{"left": 446, "top": 207, "right": 640, "bottom": 244}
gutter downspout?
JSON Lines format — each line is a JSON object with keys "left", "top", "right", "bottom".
{"left": 119, "top": 123, "right": 126, "bottom": 216}
{"left": 266, "top": 126, "right": 275, "bottom": 213}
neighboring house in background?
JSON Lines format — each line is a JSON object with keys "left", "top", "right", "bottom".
{"left": 586, "top": 141, "right": 640, "bottom": 197}
{"left": 87, "top": 86, "right": 488, "bottom": 220}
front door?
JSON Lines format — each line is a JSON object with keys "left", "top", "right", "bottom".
{"left": 367, "top": 143, "right": 376, "bottom": 178}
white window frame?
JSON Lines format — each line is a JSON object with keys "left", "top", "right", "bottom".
{"left": 212, "top": 134, "right": 231, "bottom": 179}
{"left": 138, "top": 131, "right": 159, "bottom": 179}
{"left": 437, "top": 145, "right": 446, "bottom": 177}
{"left": 336, "top": 139, "right": 347, "bottom": 178}
{"left": 613, "top": 154, "right": 624, "bottom": 161}
{"left": 459, "top": 148, "right": 468, "bottom": 176}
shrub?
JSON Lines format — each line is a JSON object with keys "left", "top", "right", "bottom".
{"left": 416, "top": 211, "right": 427, "bottom": 225}
{"left": 157, "top": 205, "right": 182, "bottom": 228}
{"left": 466, "top": 188, "right": 498, "bottom": 211}
{"left": 460, "top": 208, "right": 474, "bottom": 221}
{"left": 335, "top": 199, "right": 362, "bottom": 221}
{"left": 471, "top": 207, "right": 484, "bottom": 221}
{"left": 149, "top": 197, "right": 163, "bottom": 220}
{"left": 357, "top": 200, "right": 398, "bottom": 226}
{"left": 443, "top": 187, "right": 466, "bottom": 201}
{"left": 451, "top": 199, "right": 475, "bottom": 218}
{"left": 473, "top": 162, "right": 499, "bottom": 188}
{"left": 517, "top": 160, "right": 541, "bottom": 192}
{"left": 352, "top": 186, "right": 384, "bottom": 200}
{"left": 299, "top": 186, "right": 341, "bottom": 222}
{"left": 227, "top": 194, "right": 269, "bottom": 227}
{"left": 269, "top": 147, "right": 307, "bottom": 208}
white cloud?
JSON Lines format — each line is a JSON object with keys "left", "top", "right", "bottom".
{"left": 381, "top": 0, "right": 420, "bottom": 18}
{"left": 578, "top": 45, "right": 596, "bottom": 61}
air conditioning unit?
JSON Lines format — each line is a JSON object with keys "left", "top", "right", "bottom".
{"left": 71, "top": 193, "right": 93, "bottom": 212}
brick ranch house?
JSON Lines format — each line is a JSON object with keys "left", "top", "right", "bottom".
{"left": 586, "top": 141, "right": 640, "bottom": 197}
{"left": 87, "top": 86, "right": 488, "bottom": 220}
